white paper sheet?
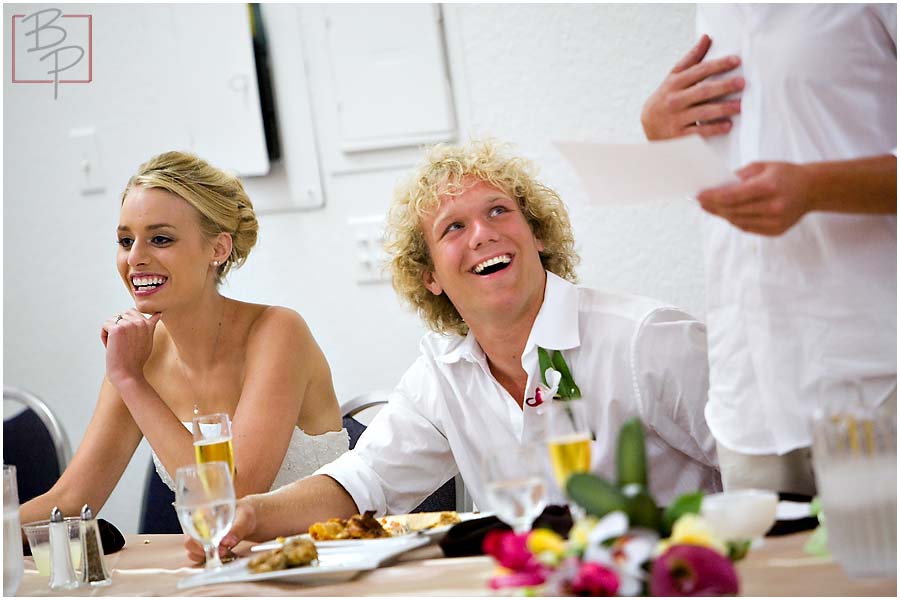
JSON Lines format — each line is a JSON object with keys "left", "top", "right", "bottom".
{"left": 555, "top": 136, "right": 739, "bottom": 206}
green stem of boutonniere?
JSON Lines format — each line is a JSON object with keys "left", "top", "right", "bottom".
{"left": 538, "top": 346, "right": 582, "bottom": 399}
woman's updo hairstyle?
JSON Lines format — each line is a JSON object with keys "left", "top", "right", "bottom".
{"left": 121, "top": 151, "right": 259, "bottom": 283}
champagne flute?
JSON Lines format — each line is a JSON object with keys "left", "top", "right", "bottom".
{"left": 546, "top": 399, "right": 593, "bottom": 516}
{"left": 3, "top": 465, "right": 23, "bottom": 596}
{"left": 174, "top": 462, "right": 235, "bottom": 569}
{"left": 192, "top": 413, "right": 234, "bottom": 477}
{"left": 483, "top": 444, "right": 549, "bottom": 533}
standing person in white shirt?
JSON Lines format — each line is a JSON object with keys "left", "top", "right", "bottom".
{"left": 184, "top": 139, "right": 720, "bottom": 561}
{"left": 640, "top": 4, "right": 897, "bottom": 495}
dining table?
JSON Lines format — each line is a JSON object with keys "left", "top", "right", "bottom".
{"left": 16, "top": 530, "right": 896, "bottom": 597}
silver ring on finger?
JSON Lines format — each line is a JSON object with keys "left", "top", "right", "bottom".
{"left": 115, "top": 314, "right": 124, "bottom": 325}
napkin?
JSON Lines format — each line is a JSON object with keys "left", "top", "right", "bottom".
{"left": 438, "top": 505, "right": 573, "bottom": 557}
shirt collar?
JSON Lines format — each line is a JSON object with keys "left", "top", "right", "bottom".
{"left": 437, "top": 271, "right": 581, "bottom": 365}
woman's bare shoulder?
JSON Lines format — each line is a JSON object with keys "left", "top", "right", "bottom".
{"left": 239, "top": 303, "right": 315, "bottom": 347}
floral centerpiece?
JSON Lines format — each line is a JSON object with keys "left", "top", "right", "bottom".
{"left": 484, "top": 353, "right": 750, "bottom": 596}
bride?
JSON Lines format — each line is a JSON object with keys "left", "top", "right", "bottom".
{"left": 20, "top": 151, "right": 349, "bottom": 528}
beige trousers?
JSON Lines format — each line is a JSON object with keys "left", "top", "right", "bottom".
{"left": 716, "top": 442, "right": 818, "bottom": 496}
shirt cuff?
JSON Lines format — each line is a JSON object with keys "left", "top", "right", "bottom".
{"left": 314, "top": 450, "right": 388, "bottom": 516}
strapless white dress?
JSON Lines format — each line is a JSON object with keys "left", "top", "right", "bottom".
{"left": 152, "top": 422, "right": 350, "bottom": 492}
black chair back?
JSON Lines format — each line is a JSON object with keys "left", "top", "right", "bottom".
{"left": 138, "top": 460, "right": 182, "bottom": 534}
{"left": 3, "top": 408, "right": 61, "bottom": 503}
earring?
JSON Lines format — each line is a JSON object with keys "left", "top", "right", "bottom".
{"left": 212, "top": 260, "right": 219, "bottom": 266}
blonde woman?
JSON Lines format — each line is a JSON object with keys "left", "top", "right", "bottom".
{"left": 20, "top": 151, "right": 348, "bottom": 528}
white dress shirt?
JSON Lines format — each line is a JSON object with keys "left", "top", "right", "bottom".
{"left": 317, "top": 272, "right": 720, "bottom": 514}
{"left": 697, "top": 4, "right": 897, "bottom": 455}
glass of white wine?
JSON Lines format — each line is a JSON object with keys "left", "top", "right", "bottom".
{"left": 192, "top": 413, "right": 234, "bottom": 477}
{"left": 174, "top": 461, "right": 236, "bottom": 569}
{"left": 483, "top": 443, "right": 549, "bottom": 533}
{"left": 546, "top": 399, "right": 593, "bottom": 514}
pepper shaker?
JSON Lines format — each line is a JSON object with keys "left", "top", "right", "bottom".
{"left": 48, "top": 507, "right": 78, "bottom": 590}
{"left": 79, "top": 504, "right": 112, "bottom": 586}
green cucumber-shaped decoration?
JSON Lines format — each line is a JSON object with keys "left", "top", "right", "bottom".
{"left": 616, "top": 417, "right": 648, "bottom": 488}
{"left": 624, "top": 487, "right": 661, "bottom": 531}
{"left": 566, "top": 473, "right": 627, "bottom": 518}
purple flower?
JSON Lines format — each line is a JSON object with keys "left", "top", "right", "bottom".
{"left": 650, "top": 544, "right": 739, "bottom": 596}
{"left": 570, "top": 561, "right": 620, "bottom": 596}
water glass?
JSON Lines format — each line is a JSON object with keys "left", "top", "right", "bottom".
{"left": 483, "top": 444, "right": 549, "bottom": 533}
{"left": 192, "top": 413, "right": 234, "bottom": 477}
{"left": 174, "top": 461, "right": 236, "bottom": 569}
{"left": 4, "top": 465, "right": 24, "bottom": 596}
{"left": 811, "top": 384, "right": 896, "bottom": 579}
{"left": 21, "top": 518, "right": 82, "bottom": 577}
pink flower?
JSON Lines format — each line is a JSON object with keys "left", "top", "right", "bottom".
{"left": 483, "top": 530, "right": 548, "bottom": 589}
{"left": 650, "top": 544, "right": 739, "bottom": 596}
{"left": 570, "top": 561, "right": 620, "bottom": 596}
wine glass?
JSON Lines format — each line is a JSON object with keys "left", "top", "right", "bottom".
{"left": 174, "top": 461, "right": 235, "bottom": 569}
{"left": 483, "top": 443, "right": 549, "bottom": 533}
{"left": 192, "top": 413, "right": 234, "bottom": 477}
{"left": 545, "top": 399, "right": 593, "bottom": 517}
{"left": 3, "top": 465, "right": 23, "bottom": 596}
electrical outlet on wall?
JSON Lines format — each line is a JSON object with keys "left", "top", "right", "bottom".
{"left": 69, "top": 128, "right": 106, "bottom": 195}
{"left": 348, "top": 215, "right": 390, "bottom": 284}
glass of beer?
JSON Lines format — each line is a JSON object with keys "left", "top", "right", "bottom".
{"left": 192, "top": 413, "right": 234, "bottom": 477}
{"left": 546, "top": 399, "right": 592, "bottom": 507}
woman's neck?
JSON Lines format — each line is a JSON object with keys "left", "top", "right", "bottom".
{"left": 162, "top": 292, "right": 229, "bottom": 369}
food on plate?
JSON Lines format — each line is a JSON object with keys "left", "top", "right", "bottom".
{"left": 379, "top": 511, "right": 462, "bottom": 533}
{"left": 308, "top": 510, "right": 390, "bottom": 541}
{"left": 248, "top": 537, "right": 318, "bottom": 573}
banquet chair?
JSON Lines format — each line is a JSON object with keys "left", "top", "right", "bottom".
{"left": 3, "top": 385, "right": 72, "bottom": 503}
{"left": 139, "top": 460, "right": 181, "bottom": 534}
{"left": 341, "top": 392, "right": 472, "bottom": 513}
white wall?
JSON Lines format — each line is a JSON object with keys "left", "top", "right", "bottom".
{"left": 3, "top": 4, "right": 700, "bottom": 533}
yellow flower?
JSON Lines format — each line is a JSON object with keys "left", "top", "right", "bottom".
{"left": 567, "top": 516, "right": 599, "bottom": 550}
{"left": 657, "top": 514, "right": 727, "bottom": 556}
{"left": 527, "top": 529, "right": 566, "bottom": 557}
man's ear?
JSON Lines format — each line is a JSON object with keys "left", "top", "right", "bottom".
{"left": 535, "top": 235, "right": 545, "bottom": 253}
{"left": 212, "top": 232, "right": 233, "bottom": 265}
{"left": 422, "top": 269, "right": 444, "bottom": 296}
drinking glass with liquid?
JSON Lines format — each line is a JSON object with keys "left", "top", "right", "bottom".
{"left": 4, "top": 465, "right": 24, "bottom": 596}
{"left": 174, "top": 461, "right": 236, "bottom": 569}
{"left": 545, "top": 399, "right": 592, "bottom": 494}
{"left": 192, "top": 413, "right": 234, "bottom": 477}
{"left": 483, "top": 444, "right": 548, "bottom": 533}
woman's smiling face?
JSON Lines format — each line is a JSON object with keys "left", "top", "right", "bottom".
{"left": 117, "top": 186, "right": 218, "bottom": 313}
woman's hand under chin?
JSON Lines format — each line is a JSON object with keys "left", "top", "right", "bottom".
{"left": 102, "top": 309, "right": 161, "bottom": 389}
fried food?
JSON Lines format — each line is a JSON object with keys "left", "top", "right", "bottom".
{"left": 380, "top": 511, "right": 461, "bottom": 533}
{"left": 308, "top": 510, "right": 390, "bottom": 541}
{"left": 248, "top": 537, "right": 317, "bottom": 573}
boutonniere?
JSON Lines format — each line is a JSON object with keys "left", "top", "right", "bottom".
{"left": 538, "top": 346, "right": 581, "bottom": 400}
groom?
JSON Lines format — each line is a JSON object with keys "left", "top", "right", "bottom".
{"left": 185, "top": 139, "right": 719, "bottom": 560}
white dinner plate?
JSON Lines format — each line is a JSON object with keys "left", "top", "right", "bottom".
{"left": 250, "top": 511, "right": 491, "bottom": 553}
{"left": 178, "top": 535, "right": 430, "bottom": 590}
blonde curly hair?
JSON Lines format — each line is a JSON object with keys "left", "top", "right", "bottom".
{"left": 385, "top": 139, "right": 579, "bottom": 336}
{"left": 121, "top": 151, "right": 259, "bottom": 284}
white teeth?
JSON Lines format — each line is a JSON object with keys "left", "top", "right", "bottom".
{"left": 132, "top": 276, "right": 166, "bottom": 288}
{"left": 473, "top": 255, "right": 511, "bottom": 274}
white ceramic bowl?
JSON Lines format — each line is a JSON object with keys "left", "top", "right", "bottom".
{"left": 700, "top": 489, "right": 778, "bottom": 541}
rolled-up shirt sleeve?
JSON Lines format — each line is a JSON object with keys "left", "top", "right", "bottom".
{"left": 631, "top": 308, "right": 718, "bottom": 470}
{"left": 315, "top": 357, "right": 458, "bottom": 516}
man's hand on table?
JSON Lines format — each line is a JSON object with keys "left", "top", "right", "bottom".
{"left": 184, "top": 500, "right": 257, "bottom": 564}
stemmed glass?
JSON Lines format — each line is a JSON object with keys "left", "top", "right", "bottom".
{"left": 192, "top": 413, "right": 235, "bottom": 478}
{"left": 174, "top": 461, "right": 235, "bottom": 569}
{"left": 3, "top": 465, "right": 23, "bottom": 596}
{"left": 483, "top": 443, "right": 549, "bottom": 533}
{"left": 545, "top": 399, "right": 593, "bottom": 518}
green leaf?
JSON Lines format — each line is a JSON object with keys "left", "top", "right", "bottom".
{"left": 538, "top": 347, "right": 554, "bottom": 388}
{"left": 661, "top": 492, "right": 704, "bottom": 537}
{"left": 566, "top": 473, "right": 627, "bottom": 518}
{"left": 727, "top": 539, "right": 752, "bottom": 562}
{"left": 616, "top": 417, "right": 648, "bottom": 488}
{"left": 804, "top": 523, "right": 830, "bottom": 557}
{"left": 624, "top": 486, "right": 661, "bottom": 531}
{"left": 550, "top": 350, "right": 581, "bottom": 399}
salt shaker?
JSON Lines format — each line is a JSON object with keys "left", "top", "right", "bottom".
{"left": 48, "top": 507, "right": 78, "bottom": 590}
{"left": 79, "top": 504, "right": 111, "bottom": 586}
